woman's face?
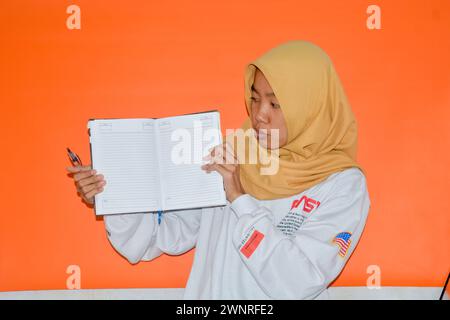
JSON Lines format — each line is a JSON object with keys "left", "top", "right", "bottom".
{"left": 250, "top": 68, "right": 288, "bottom": 149}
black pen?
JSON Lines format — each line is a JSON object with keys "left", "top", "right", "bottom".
{"left": 66, "top": 147, "right": 83, "bottom": 166}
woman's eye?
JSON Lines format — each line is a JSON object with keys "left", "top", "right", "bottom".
{"left": 271, "top": 103, "right": 280, "bottom": 109}
{"left": 250, "top": 97, "right": 260, "bottom": 102}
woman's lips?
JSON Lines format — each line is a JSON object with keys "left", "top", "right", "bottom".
{"left": 255, "top": 130, "right": 270, "bottom": 140}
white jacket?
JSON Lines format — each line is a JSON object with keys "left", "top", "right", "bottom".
{"left": 104, "top": 167, "right": 371, "bottom": 299}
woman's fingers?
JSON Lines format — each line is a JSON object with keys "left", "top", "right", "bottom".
{"left": 85, "top": 186, "right": 104, "bottom": 200}
{"left": 201, "top": 144, "right": 244, "bottom": 202}
{"left": 78, "top": 178, "right": 106, "bottom": 194}
{"left": 205, "top": 143, "right": 238, "bottom": 172}
{"left": 78, "top": 180, "right": 105, "bottom": 204}
{"left": 203, "top": 163, "right": 231, "bottom": 178}
{"left": 78, "top": 174, "right": 104, "bottom": 188}
{"left": 204, "top": 143, "right": 237, "bottom": 165}
{"left": 202, "top": 160, "right": 236, "bottom": 173}
{"left": 78, "top": 181, "right": 98, "bottom": 195}
{"left": 73, "top": 170, "right": 96, "bottom": 182}
{"left": 66, "top": 164, "right": 105, "bottom": 205}
{"left": 223, "top": 142, "right": 238, "bottom": 165}
{"left": 66, "top": 165, "right": 91, "bottom": 173}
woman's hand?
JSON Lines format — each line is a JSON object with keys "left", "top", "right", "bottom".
{"left": 201, "top": 142, "right": 245, "bottom": 203}
{"left": 66, "top": 165, "right": 106, "bottom": 206}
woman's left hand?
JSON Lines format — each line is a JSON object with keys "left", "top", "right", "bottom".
{"left": 201, "top": 142, "right": 245, "bottom": 203}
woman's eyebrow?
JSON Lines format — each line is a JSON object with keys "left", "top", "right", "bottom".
{"left": 251, "top": 84, "right": 275, "bottom": 97}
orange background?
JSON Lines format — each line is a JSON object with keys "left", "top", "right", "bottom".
{"left": 0, "top": 0, "right": 449, "bottom": 291}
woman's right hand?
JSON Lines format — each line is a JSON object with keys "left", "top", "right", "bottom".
{"left": 66, "top": 165, "right": 106, "bottom": 205}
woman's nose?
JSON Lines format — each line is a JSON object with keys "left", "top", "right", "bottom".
{"left": 255, "top": 104, "right": 270, "bottom": 124}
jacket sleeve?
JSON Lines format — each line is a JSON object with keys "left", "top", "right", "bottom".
{"left": 230, "top": 170, "right": 371, "bottom": 299}
{"left": 103, "top": 208, "right": 202, "bottom": 264}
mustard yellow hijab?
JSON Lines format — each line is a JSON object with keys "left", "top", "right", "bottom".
{"left": 232, "top": 40, "right": 365, "bottom": 200}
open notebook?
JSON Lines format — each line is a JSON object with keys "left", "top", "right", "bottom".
{"left": 88, "top": 110, "right": 226, "bottom": 215}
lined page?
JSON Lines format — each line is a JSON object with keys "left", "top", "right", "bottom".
{"left": 88, "top": 119, "right": 161, "bottom": 215}
{"left": 156, "top": 112, "right": 226, "bottom": 211}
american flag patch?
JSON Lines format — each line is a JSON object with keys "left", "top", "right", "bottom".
{"left": 333, "top": 232, "right": 352, "bottom": 257}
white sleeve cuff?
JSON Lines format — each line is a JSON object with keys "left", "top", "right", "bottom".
{"left": 230, "top": 194, "right": 259, "bottom": 218}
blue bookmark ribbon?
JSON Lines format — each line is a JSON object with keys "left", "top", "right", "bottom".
{"left": 157, "top": 210, "right": 163, "bottom": 225}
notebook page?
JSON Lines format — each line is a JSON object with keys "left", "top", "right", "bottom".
{"left": 88, "top": 119, "right": 161, "bottom": 215}
{"left": 156, "top": 111, "right": 226, "bottom": 211}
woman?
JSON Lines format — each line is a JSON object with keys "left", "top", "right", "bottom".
{"left": 66, "top": 40, "right": 371, "bottom": 299}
